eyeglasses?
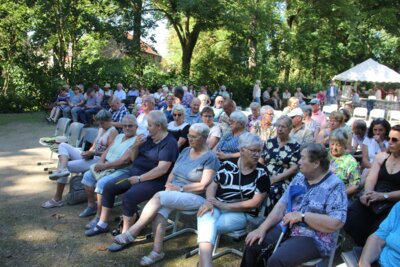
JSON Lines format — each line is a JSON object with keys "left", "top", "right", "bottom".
{"left": 202, "top": 115, "right": 213, "bottom": 118}
{"left": 187, "top": 135, "right": 201, "bottom": 140}
{"left": 389, "top": 137, "right": 399, "bottom": 143}
{"left": 123, "top": 124, "right": 136, "bottom": 128}
{"left": 173, "top": 113, "right": 182, "bottom": 117}
{"left": 244, "top": 147, "right": 262, "bottom": 155}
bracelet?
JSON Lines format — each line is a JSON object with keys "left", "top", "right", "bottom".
{"left": 137, "top": 176, "right": 141, "bottom": 183}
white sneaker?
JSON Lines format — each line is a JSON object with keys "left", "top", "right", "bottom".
{"left": 49, "top": 169, "right": 70, "bottom": 180}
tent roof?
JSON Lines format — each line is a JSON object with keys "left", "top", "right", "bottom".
{"left": 333, "top": 58, "right": 400, "bottom": 83}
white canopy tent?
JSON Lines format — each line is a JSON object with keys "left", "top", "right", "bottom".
{"left": 333, "top": 58, "right": 400, "bottom": 83}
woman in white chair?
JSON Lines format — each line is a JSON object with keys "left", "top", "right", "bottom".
{"left": 197, "top": 133, "right": 270, "bottom": 267}
{"left": 241, "top": 143, "right": 348, "bottom": 267}
{"left": 108, "top": 123, "right": 220, "bottom": 265}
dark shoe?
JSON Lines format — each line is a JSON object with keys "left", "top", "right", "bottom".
{"left": 85, "top": 225, "right": 109, "bottom": 237}
{"left": 79, "top": 206, "right": 96, "bottom": 218}
{"left": 107, "top": 242, "right": 130, "bottom": 252}
{"left": 85, "top": 216, "right": 99, "bottom": 230}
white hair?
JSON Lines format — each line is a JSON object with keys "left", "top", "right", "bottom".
{"left": 230, "top": 111, "right": 248, "bottom": 128}
{"left": 190, "top": 123, "right": 210, "bottom": 139}
{"left": 239, "top": 132, "right": 263, "bottom": 149}
{"left": 147, "top": 110, "right": 168, "bottom": 130}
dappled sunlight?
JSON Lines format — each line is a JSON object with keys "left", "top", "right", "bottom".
{"left": 16, "top": 228, "right": 58, "bottom": 243}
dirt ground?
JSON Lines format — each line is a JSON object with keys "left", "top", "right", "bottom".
{"left": 0, "top": 113, "right": 242, "bottom": 267}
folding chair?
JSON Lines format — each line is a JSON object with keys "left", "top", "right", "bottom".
{"left": 352, "top": 107, "right": 368, "bottom": 120}
{"left": 369, "top": 109, "right": 385, "bottom": 121}
{"left": 300, "top": 230, "right": 340, "bottom": 267}
{"left": 273, "top": 110, "right": 283, "bottom": 122}
{"left": 322, "top": 105, "right": 335, "bottom": 116}
{"left": 37, "top": 117, "right": 71, "bottom": 165}
{"left": 388, "top": 110, "right": 400, "bottom": 126}
{"left": 79, "top": 128, "right": 98, "bottom": 151}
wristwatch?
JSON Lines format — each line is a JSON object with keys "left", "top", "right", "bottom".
{"left": 180, "top": 186, "right": 184, "bottom": 192}
{"left": 301, "top": 213, "right": 306, "bottom": 223}
{"left": 383, "top": 193, "right": 389, "bottom": 200}
{"left": 137, "top": 176, "right": 141, "bottom": 183}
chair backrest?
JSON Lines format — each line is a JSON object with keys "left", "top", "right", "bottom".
{"left": 353, "top": 107, "right": 368, "bottom": 120}
{"left": 369, "top": 109, "right": 385, "bottom": 121}
{"left": 322, "top": 105, "right": 335, "bottom": 116}
{"left": 273, "top": 110, "right": 282, "bottom": 122}
{"left": 67, "top": 122, "right": 85, "bottom": 147}
{"left": 54, "top": 117, "right": 71, "bottom": 136}
{"left": 80, "top": 127, "right": 98, "bottom": 151}
{"left": 388, "top": 110, "right": 400, "bottom": 123}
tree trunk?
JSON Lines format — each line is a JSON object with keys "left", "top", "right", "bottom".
{"left": 248, "top": 12, "right": 258, "bottom": 75}
{"left": 180, "top": 24, "right": 201, "bottom": 79}
{"left": 132, "top": 0, "right": 143, "bottom": 56}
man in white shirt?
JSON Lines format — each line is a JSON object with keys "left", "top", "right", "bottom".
{"left": 113, "top": 83, "right": 126, "bottom": 101}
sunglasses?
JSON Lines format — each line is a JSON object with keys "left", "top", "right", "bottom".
{"left": 389, "top": 137, "right": 399, "bottom": 143}
{"left": 173, "top": 113, "right": 182, "bottom": 117}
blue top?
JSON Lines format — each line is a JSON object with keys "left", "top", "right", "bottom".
{"left": 375, "top": 202, "right": 400, "bottom": 267}
{"left": 216, "top": 131, "right": 243, "bottom": 154}
{"left": 279, "top": 172, "right": 348, "bottom": 256}
{"left": 69, "top": 93, "right": 84, "bottom": 105}
{"left": 185, "top": 108, "right": 201, "bottom": 125}
{"left": 128, "top": 133, "right": 179, "bottom": 181}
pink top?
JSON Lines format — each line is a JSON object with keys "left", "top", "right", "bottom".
{"left": 312, "top": 110, "right": 327, "bottom": 128}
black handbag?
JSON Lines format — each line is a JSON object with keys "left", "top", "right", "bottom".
{"left": 369, "top": 183, "right": 396, "bottom": 215}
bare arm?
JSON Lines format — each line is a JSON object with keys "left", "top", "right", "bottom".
{"left": 177, "top": 137, "right": 188, "bottom": 148}
{"left": 207, "top": 136, "right": 220, "bottom": 150}
{"left": 210, "top": 192, "right": 267, "bottom": 212}
{"left": 300, "top": 212, "right": 343, "bottom": 233}
{"left": 130, "top": 134, "right": 145, "bottom": 162}
{"left": 359, "top": 234, "right": 385, "bottom": 267}
{"left": 166, "top": 169, "right": 216, "bottom": 194}
{"left": 128, "top": 161, "right": 173, "bottom": 185}
{"left": 362, "top": 144, "right": 372, "bottom": 169}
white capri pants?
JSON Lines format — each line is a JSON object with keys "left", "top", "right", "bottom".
{"left": 157, "top": 191, "right": 206, "bottom": 219}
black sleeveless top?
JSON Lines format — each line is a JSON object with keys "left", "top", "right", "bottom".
{"left": 376, "top": 154, "right": 400, "bottom": 190}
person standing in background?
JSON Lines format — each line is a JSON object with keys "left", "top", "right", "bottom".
{"left": 253, "top": 80, "right": 261, "bottom": 103}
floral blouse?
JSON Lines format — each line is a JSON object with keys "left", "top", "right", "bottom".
{"left": 253, "top": 122, "right": 277, "bottom": 142}
{"left": 261, "top": 137, "right": 300, "bottom": 178}
{"left": 329, "top": 153, "right": 361, "bottom": 188}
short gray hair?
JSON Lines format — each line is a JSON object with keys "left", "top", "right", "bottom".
{"left": 147, "top": 110, "right": 168, "bottom": 130}
{"left": 172, "top": 104, "right": 186, "bottom": 119}
{"left": 239, "top": 132, "right": 263, "bottom": 149}
{"left": 190, "top": 123, "right": 210, "bottom": 139}
{"left": 230, "top": 111, "right": 248, "bottom": 128}
{"left": 142, "top": 95, "right": 155, "bottom": 106}
{"left": 260, "top": 105, "right": 274, "bottom": 115}
{"left": 276, "top": 115, "right": 293, "bottom": 130}
{"left": 95, "top": 109, "right": 112, "bottom": 122}
{"left": 330, "top": 128, "right": 348, "bottom": 147}
{"left": 249, "top": 102, "right": 261, "bottom": 110}
{"left": 110, "top": 96, "right": 121, "bottom": 104}
{"left": 122, "top": 114, "right": 137, "bottom": 126}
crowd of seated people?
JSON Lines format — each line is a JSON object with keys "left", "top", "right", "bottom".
{"left": 40, "top": 83, "right": 400, "bottom": 266}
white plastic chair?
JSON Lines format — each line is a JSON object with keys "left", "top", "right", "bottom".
{"left": 369, "top": 109, "right": 385, "bottom": 121}
{"left": 388, "top": 110, "right": 400, "bottom": 126}
{"left": 66, "top": 122, "right": 85, "bottom": 148}
{"left": 352, "top": 107, "right": 368, "bottom": 120}
{"left": 322, "top": 105, "right": 335, "bottom": 116}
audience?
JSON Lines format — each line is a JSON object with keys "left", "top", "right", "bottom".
{"left": 78, "top": 88, "right": 102, "bottom": 125}
{"left": 345, "top": 125, "right": 400, "bottom": 246}
{"left": 241, "top": 143, "right": 347, "bottom": 267}
{"left": 64, "top": 86, "right": 84, "bottom": 121}
{"left": 136, "top": 95, "right": 155, "bottom": 137}
{"left": 251, "top": 105, "right": 276, "bottom": 141}
{"left": 108, "top": 96, "right": 129, "bottom": 131}
{"left": 162, "top": 94, "right": 175, "bottom": 123}
{"left": 84, "top": 111, "right": 178, "bottom": 237}
{"left": 200, "top": 107, "right": 222, "bottom": 149}
{"left": 310, "top": 98, "right": 327, "bottom": 128}
{"left": 113, "top": 83, "right": 126, "bottom": 101}
{"left": 198, "top": 133, "right": 270, "bottom": 267}
{"left": 47, "top": 86, "right": 70, "bottom": 122}
{"left": 287, "top": 107, "right": 314, "bottom": 145}
{"left": 260, "top": 116, "right": 300, "bottom": 214}
{"left": 302, "top": 105, "right": 320, "bottom": 141}
{"left": 168, "top": 104, "right": 190, "bottom": 151}
{"left": 246, "top": 102, "right": 261, "bottom": 131}
{"left": 218, "top": 99, "right": 236, "bottom": 135}
{"left": 41, "top": 110, "right": 117, "bottom": 209}
{"left": 212, "top": 96, "right": 224, "bottom": 122}
{"left": 185, "top": 98, "right": 201, "bottom": 125}
{"left": 215, "top": 111, "right": 247, "bottom": 160}
{"left": 282, "top": 96, "right": 299, "bottom": 116}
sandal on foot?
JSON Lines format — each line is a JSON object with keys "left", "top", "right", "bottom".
{"left": 85, "top": 216, "right": 99, "bottom": 229}
{"left": 107, "top": 242, "right": 132, "bottom": 252}
{"left": 41, "top": 199, "right": 64, "bottom": 208}
{"left": 49, "top": 169, "right": 70, "bottom": 180}
{"left": 114, "top": 231, "right": 135, "bottom": 245}
{"left": 79, "top": 206, "right": 97, "bottom": 218}
{"left": 85, "top": 224, "right": 109, "bottom": 236}
{"left": 140, "top": 251, "right": 165, "bottom": 266}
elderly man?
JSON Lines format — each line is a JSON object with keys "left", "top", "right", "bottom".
{"left": 326, "top": 80, "right": 339, "bottom": 105}
{"left": 213, "top": 96, "right": 224, "bottom": 122}
{"left": 288, "top": 107, "right": 314, "bottom": 145}
{"left": 218, "top": 99, "right": 236, "bottom": 136}
{"left": 310, "top": 98, "right": 327, "bottom": 128}
{"left": 78, "top": 87, "right": 101, "bottom": 125}
{"left": 113, "top": 83, "right": 126, "bottom": 101}
{"left": 108, "top": 96, "right": 129, "bottom": 131}
{"left": 185, "top": 98, "right": 201, "bottom": 125}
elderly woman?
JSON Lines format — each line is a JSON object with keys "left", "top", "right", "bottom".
{"left": 167, "top": 104, "right": 190, "bottom": 151}
{"left": 317, "top": 111, "right": 351, "bottom": 151}
{"left": 41, "top": 110, "right": 118, "bottom": 209}
{"left": 246, "top": 102, "right": 261, "bottom": 131}
{"left": 198, "top": 93, "right": 211, "bottom": 112}
{"left": 84, "top": 111, "right": 179, "bottom": 236}
{"left": 241, "top": 143, "right": 348, "bottom": 267}
{"left": 361, "top": 118, "right": 391, "bottom": 169}
{"left": 201, "top": 107, "right": 222, "bottom": 149}
{"left": 79, "top": 115, "right": 138, "bottom": 220}
{"left": 197, "top": 133, "right": 270, "bottom": 267}
{"left": 214, "top": 111, "right": 247, "bottom": 160}
{"left": 162, "top": 94, "right": 174, "bottom": 123}
{"left": 260, "top": 116, "right": 300, "bottom": 214}
{"left": 108, "top": 124, "right": 220, "bottom": 261}
{"left": 282, "top": 96, "right": 299, "bottom": 116}
{"left": 136, "top": 95, "right": 155, "bottom": 137}
{"left": 329, "top": 128, "right": 361, "bottom": 197}
{"left": 251, "top": 105, "right": 277, "bottom": 141}
{"left": 345, "top": 125, "right": 400, "bottom": 246}
{"left": 212, "top": 96, "right": 224, "bottom": 122}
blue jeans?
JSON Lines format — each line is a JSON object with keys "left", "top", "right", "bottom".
{"left": 253, "top": 97, "right": 261, "bottom": 104}
{"left": 78, "top": 108, "right": 100, "bottom": 124}
{"left": 197, "top": 208, "right": 247, "bottom": 245}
